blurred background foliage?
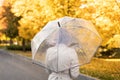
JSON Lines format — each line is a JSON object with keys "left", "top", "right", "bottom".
{"left": 0, "top": 0, "right": 120, "bottom": 79}
{"left": 0, "top": 0, "right": 120, "bottom": 57}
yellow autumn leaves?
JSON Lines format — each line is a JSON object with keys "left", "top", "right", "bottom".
{"left": 1, "top": 0, "right": 120, "bottom": 48}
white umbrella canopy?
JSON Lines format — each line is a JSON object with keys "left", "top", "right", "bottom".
{"left": 31, "top": 16, "right": 102, "bottom": 72}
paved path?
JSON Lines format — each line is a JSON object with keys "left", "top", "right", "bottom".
{"left": 0, "top": 49, "right": 98, "bottom": 80}
{"left": 0, "top": 49, "right": 49, "bottom": 80}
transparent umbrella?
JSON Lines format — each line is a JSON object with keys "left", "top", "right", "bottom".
{"left": 31, "top": 16, "right": 102, "bottom": 72}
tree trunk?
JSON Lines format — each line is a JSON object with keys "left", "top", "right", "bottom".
{"left": 10, "top": 38, "right": 13, "bottom": 46}
{"left": 22, "top": 38, "right": 26, "bottom": 52}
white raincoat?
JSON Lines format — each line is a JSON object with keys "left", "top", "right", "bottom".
{"left": 46, "top": 44, "right": 80, "bottom": 80}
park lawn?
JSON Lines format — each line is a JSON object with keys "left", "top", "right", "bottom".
{"left": 8, "top": 50, "right": 32, "bottom": 58}
{"left": 8, "top": 50, "right": 120, "bottom": 80}
{"left": 80, "top": 58, "right": 120, "bottom": 80}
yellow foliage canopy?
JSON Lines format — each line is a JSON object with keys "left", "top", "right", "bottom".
{"left": 10, "top": 0, "right": 120, "bottom": 48}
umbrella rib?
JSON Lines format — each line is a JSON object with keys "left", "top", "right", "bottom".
{"left": 75, "top": 45, "right": 86, "bottom": 65}
{"left": 59, "top": 28, "right": 88, "bottom": 65}
{"left": 78, "top": 25, "right": 101, "bottom": 40}
{"left": 63, "top": 18, "right": 101, "bottom": 40}
{"left": 80, "top": 49, "right": 89, "bottom": 64}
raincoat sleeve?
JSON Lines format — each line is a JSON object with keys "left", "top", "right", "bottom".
{"left": 69, "top": 49, "right": 80, "bottom": 79}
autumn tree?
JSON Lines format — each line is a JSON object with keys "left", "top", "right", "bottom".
{"left": 43, "top": 0, "right": 82, "bottom": 19}
{"left": 11, "top": 0, "right": 120, "bottom": 50}
{"left": 0, "top": 0, "right": 21, "bottom": 45}
{"left": 78, "top": 0, "right": 120, "bottom": 47}
{"left": 96, "top": 1, "right": 120, "bottom": 48}
{"left": 79, "top": 0, "right": 120, "bottom": 57}
{"left": 11, "top": 0, "right": 85, "bottom": 40}
{"left": 11, "top": 0, "right": 46, "bottom": 40}
{"left": 11, "top": 0, "right": 46, "bottom": 51}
